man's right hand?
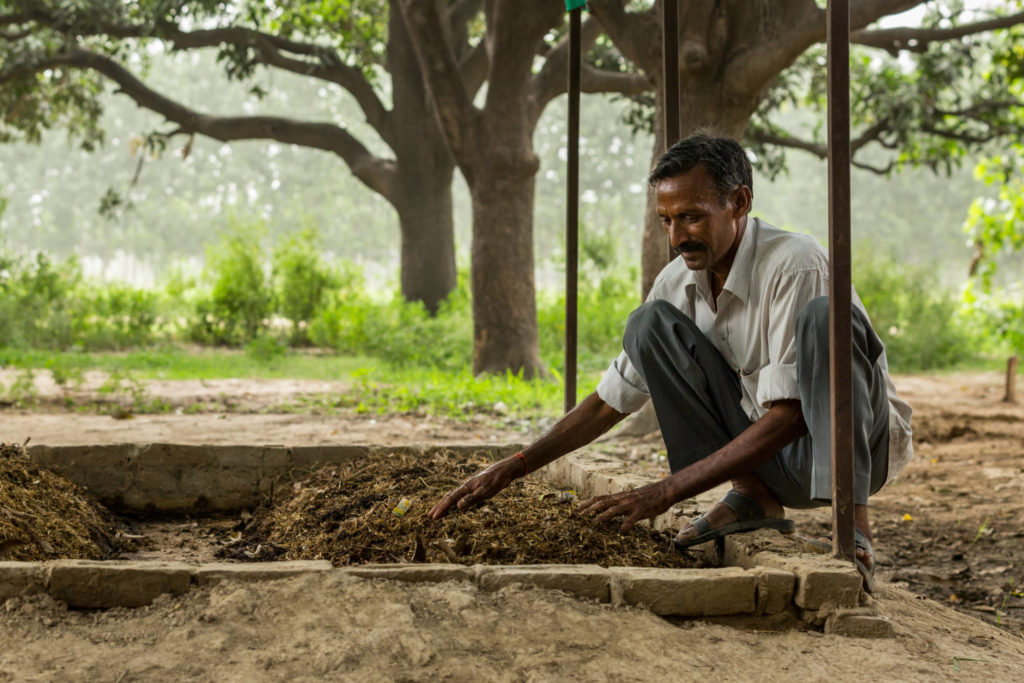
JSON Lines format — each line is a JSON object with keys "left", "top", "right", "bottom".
{"left": 428, "top": 456, "right": 524, "bottom": 519}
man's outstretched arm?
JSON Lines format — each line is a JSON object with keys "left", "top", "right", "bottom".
{"left": 577, "top": 399, "right": 807, "bottom": 529}
{"left": 428, "top": 392, "right": 628, "bottom": 519}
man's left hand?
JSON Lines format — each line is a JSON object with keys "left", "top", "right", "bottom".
{"left": 576, "top": 480, "right": 675, "bottom": 531}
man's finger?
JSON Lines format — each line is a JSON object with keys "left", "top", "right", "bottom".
{"left": 594, "top": 500, "right": 633, "bottom": 523}
{"left": 430, "top": 484, "right": 470, "bottom": 519}
{"left": 620, "top": 507, "right": 647, "bottom": 531}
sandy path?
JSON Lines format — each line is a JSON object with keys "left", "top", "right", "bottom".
{"left": 2, "top": 574, "right": 1022, "bottom": 682}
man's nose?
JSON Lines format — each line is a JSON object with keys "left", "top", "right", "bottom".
{"left": 666, "top": 221, "right": 689, "bottom": 246}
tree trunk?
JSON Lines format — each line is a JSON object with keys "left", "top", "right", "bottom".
{"left": 640, "top": 79, "right": 754, "bottom": 293}
{"left": 387, "top": 4, "right": 459, "bottom": 314}
{"left": 393, "top": 159, "right": 457, "bottom": 314}
{"left": 468, "top": 162, "right": 544, "bottom": 378}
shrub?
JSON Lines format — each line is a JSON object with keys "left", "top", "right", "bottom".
{"left": 72, "top": 283, "right": 160, "bottom": 350}
{"left": 189, "top": 220, "right": 273, "bottom": 346}
{"left": 853, "top": 252, "right": 975, "bottom": 372}
{"left": 0, "top": 250, "right": 80, "bottom": 349}
{"left": 272, "top": 227, "right": 336, "bottom": 346}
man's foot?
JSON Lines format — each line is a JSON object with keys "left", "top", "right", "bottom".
{"left": 675, "top": 475, "right": 787, "bottom": 546}
{"left": 807, "top": 505, "right": 875, "bottom": 592}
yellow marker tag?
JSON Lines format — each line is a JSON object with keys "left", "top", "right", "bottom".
{"left": 902, "top": 513, "right": 913, "bottom": 522}
{"left": 393, "top": 498, "right": 412, "bottom": 517}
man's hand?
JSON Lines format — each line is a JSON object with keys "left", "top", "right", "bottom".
{"left": 576, "top": 479, "right": 675, "bottom": 531}
{"left": 428, "top": 457, "right": 523, "bottom": 519}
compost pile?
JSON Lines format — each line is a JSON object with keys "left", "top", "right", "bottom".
{"left": 222, "top": 449, "right": 699, "bottom": 568}
{"left": 0, "top": 441, "right": 137, "bottom": 561}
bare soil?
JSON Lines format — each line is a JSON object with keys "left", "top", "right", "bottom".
{"left": 1, "top": 370, "right": 1023, "bottom": 680}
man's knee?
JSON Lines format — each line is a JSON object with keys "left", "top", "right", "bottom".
{"left": 625, "top": 300, "right": 681, "bottom": 340}
{"left": 796, "top": 296, "right": 882, "bottom": 361}
{"left": 797, "top": 296, "right": 830, "bottom": 338}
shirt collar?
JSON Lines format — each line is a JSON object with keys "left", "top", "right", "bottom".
{"left": 718, "top": 216, "right": 758, "bottom": 303}
{"left": 685, "top": 216, "right": 758, "bottom": 305}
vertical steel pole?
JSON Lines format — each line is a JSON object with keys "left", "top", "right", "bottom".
{"left": 661, "top": 0, "right": 680, "bottom": 148}
{"left": 827, "top": 0, "right": 856, "bottom": 563}
{"left": 565, "top": 7, "right": 582, "bottom": 414}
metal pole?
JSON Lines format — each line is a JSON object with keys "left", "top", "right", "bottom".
{"left": 661, "top": 0, "right": 680, "bottom": 148}
{"left": 827, "top": 0, "right": 856, "bottom": 563}
{"left": 565, "top": 6, "right": 581, "bottom": 414}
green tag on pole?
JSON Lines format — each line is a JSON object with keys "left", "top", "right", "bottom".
{"left": 565, "top": 0, "right": 587, "bottom": 10}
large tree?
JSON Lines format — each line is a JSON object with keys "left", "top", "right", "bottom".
{"left": 0, "top": 0, "right": 489, "bottom": 313}
{"left": 397, "top": 0, "right": 647, "bottom": 376}
{"left": 587, "top": 0, "right": 1024, "bottom": 297}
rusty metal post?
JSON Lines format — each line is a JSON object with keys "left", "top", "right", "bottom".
{"left": 827, "top": 0, "right": 856, "bottom": 563}
{"left": 565, "top": 6, "right": 582, "bottom": 414}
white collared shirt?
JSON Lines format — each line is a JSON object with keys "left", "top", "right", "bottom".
{"left": 596, "top": 217, "right": 913, "bottom": 484}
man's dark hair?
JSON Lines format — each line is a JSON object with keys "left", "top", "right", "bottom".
{"left": 648, "top": 131, "right": 753, "bottom": 204}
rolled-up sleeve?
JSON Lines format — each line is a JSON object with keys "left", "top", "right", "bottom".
{"left": 755, "top": 269, "right": 828, "bottom": 410}
{"left": 596, "top": 350, "right": 651, "bottom": 414}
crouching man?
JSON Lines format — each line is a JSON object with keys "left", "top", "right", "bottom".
{"left": 429, "top": 133, "right": 913, "bottom": 588}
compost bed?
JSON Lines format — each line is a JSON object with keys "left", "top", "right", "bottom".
{"left": 221, "top": 449, "right": 698, "bottom": 568}
{"left": 3, "top": 444, "right": 695, "bottom": 569}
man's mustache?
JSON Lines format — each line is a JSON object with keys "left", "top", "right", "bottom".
{"left": 672, "top": 240, "right": 708, "bottom": 256}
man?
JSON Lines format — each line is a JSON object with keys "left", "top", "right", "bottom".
{"left": 429, "top": 133, "right": 913, "bottom": 587}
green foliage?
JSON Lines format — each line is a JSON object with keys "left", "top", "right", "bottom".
{"left": 190, "top": 219, "right": 273, "bottom": 346}
{"left": 73, "top": 282, "right": 159, "bottom": 349}
{"left": 853, "top": 251, "right": 976, "bottom": 372}
{"left": 342, "top": 366, "right": 565, "bottom": 419}
{"left": 272, "top": 227, "right": 336, "bottom": 345}
{"left": 752, "top": 3, "right": 1024, "bottom": 179}
{"left": 961, "top": 282, "right": 1024, "bottom": 356}
{"left": 964, "top": 147, "right": 1024, "bottom": 290}
{"left": 307, "top": 260, "right": 373, "bottom": 353}
{"left": 0, "top": 250, "right": 80, "bottom": 349}
{"left": 312, "top": 268, "right": 474, "bottom": 371}
{"left": 246, "top": 333, "right": 288, "bottom": 362}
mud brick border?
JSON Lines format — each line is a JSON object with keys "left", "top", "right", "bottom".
{"left": 1, "top": 560, "right": 782, "bottom": 618}
{"left": 14, "top": 444, "right": 871, "bottom": 629}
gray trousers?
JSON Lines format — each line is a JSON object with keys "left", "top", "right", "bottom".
{"left": 622, "top": 297, "right": 889, "bottom": 508}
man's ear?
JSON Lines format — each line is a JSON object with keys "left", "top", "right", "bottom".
{"left": 731, "top": 185, "right": 752, "bottom": 218}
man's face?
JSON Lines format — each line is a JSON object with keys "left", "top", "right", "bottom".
{"left": 655, "top": 164, "right": 749, "bottom": 274}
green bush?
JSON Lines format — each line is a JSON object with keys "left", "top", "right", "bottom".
{"left": 853, "top": 252, "right": 976, "bottom": 372}
{"left": 960, "top": 283, "right": 1024, "bottom": 357}
{"left": 190, "top": 220, "right": 273, "bottom": 346}
{"left": 537, "top": 268, "right": 640, "bottom": 372}
{"left": 0, "top": 250, "right": 80, "bottom": 349}
{"left": 308, "top": 260, "right": 374, "bottom": 353}
{"left": 72, "top": 283, "right": 160, "bottom": 350}
{"left": 272, "top": 227, "right": 336, "bottom": 345}
{"left": 361, "top": 269, "right": 473, "bottom": 371}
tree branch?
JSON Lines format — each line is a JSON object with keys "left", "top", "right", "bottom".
{"left": 396, "top": 0, "right": 480, "bottom": 164}
{"left": 530, "top": 15, "right": 604, "bottom": 110}
{"left": 853, "top": 11, "right": 1024, "bottom": 55}
{"left": 586, "top": 0, "right": 660, "bottom": 75}
{"left": 1, "top": 10, "right": 394, "bottom": 147}
{"left": 0, "top": 48, "right": 398, "bottom": 201}
{"left": 459, "top": 40, "right": 489, "bottom": 96}
{"left": 748, "top": 124, "right": 896, "bottom": 175}
{"left": 725, "top": 0, "right": 923, "bottom": 100}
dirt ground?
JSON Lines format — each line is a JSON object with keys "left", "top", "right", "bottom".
{"left": 2, "top": 370, "right": 1023, "bottom": 679}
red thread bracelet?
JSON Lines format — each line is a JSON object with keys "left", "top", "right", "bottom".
{"left": 513, "top": 452, "right": 528, "bottom": 477}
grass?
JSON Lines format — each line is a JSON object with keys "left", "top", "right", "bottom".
{"left": 0, "top": 346, "right": 380, "bottom": 381}
{"left": 0, "top": 345, "right": 598, "bottom": 419}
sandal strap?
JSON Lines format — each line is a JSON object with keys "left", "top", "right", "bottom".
{"left": 718, "top": 489, "right": 767, "bottom": 523}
